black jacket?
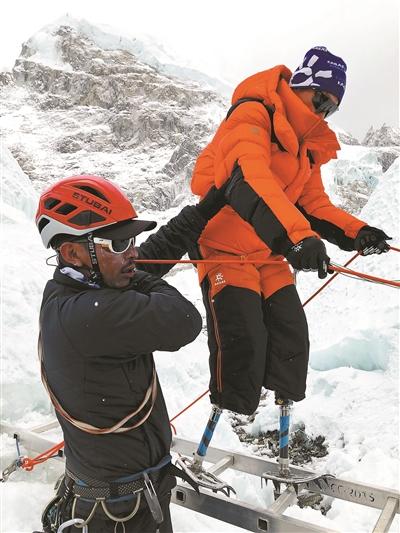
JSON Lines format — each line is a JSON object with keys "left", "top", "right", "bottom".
{"left": 39, "top": 206, "right": 205, "bottom": 481}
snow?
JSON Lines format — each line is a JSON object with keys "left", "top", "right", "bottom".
{"left": 24, "top": 30, "right": 74, "bottom": 72}
{"left": 363, "top": 124, "right": 400, "bottom": 147}
{"left": 0, "top": 145, "right": 38, "bottom": 221}
{"left": 309, "top": 329, "right": 392, "bottom": 371}
{"left": 23, "top": 15, "right": 231, "bottom": 94}
{"left": 1, "top": 134, "right": 399, "bottom": 530}
{"left": 333, "top": 150, "right": 381, "bottom": 188}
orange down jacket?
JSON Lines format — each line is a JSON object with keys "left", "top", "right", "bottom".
{"left": 191, "top": 65, "right": 367, "bottom": 298}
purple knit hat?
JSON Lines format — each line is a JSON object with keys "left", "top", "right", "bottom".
{"left": 289, "top": 46, "right": 347, "bottom": 103}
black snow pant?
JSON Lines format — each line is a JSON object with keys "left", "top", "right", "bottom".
{"left": 201, "top": 282, "right": 310, "bottom": 415}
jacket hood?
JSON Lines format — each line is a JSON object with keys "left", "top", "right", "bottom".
{"left": 232, "top": 65, "right": 340, "bottom": 161}
{"left": 232, "top": 65, "right": 292, "bottom": 104}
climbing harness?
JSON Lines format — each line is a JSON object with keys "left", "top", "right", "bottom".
{"left": 42, "top": 467, "right": 163, "bottom": 533}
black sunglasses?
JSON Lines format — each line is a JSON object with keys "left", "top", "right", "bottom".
{"left": 312, "top": 91, "right": 339, "bottom": 118}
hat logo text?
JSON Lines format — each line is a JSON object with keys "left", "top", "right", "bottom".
{"left": 72, "top": 192, "right": 112, "bottom": 214}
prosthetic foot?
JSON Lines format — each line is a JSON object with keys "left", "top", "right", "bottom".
{"left": 176, "top": 405, "right": 236, "bottom": 497}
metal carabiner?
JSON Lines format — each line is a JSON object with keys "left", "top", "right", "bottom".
{"left": 1, "top": 459, "right": 20, "bottom": 482}
{"left": 57, "top": 518, "right": 88, "bottom": 532}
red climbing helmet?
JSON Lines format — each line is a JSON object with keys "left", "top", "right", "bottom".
{"left": 36, "top": 175, "right": 156, "bottom": 248}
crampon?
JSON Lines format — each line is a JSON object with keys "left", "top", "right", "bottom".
{"left": 176, "top": 454, "right": 236, "bottom": 497}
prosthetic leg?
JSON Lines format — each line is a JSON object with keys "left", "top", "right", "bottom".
{"left": 176, "top": 405, "right": 236, "bottom": 496}
{"left": 262, "top": 395, "right": 334, "bottom": 498}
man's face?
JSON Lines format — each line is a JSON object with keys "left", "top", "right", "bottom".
{"left": 94, "top": 242, "right": 138, "bottom": 288}
{"left": 60, "top": 240, "right": 138, "bottom": 289}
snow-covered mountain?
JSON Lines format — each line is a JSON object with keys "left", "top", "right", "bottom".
{"left": 1, "top": 17, "right": 228, "bottom": 211}
{"left": 330, "top": 125, "right": 360, "bottom": 146}
{"left": 16, "top": 15, "right": 232, "bottom": 95}
{"left": 361, "top": 124, "right": 400, "bottom": 174}
{"left": 1, "top": 16, "right": 399, "bottom": 218}
{"left": 0, "top": 18, "right": 399, "bottom": 533}
{"left": 363, "top": 123, "right": 400, "bottom": 147}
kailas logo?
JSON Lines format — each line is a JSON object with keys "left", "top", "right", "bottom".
{"left": 215, "top": 272, "right": 226, "bottom": 286}
{"left": 72, "top": 192, "right": 112, "bottom": 214}
{"left": 292, "top": 243, "right": 303, "bottom": 253}
{"left": 327, "top": 59, "right": 346, "bottom": 70}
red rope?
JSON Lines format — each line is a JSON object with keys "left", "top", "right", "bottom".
{"left": 390, "top": 246, "right": 400, "bottom": 252}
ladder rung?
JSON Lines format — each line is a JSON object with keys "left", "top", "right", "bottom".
{"left": 267, "top": 486, "right": 297, "bottom": 514}
{"left": 372, "top": 497, "right": 398, "bottom": 533}
{"left": 208, "top": 455, "right": 234, "bottom": 476}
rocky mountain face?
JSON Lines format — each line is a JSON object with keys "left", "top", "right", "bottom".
{"left": 363, "top": 124, "right": 400, "bottom": 147}
{"left": 326, "top": 125, "right": 400, "bottom": 215}
{"left": 1, "top": 18, "right": 398, "bottom": 217}
{"left": 361, "top": 124, "right": 400, "bottom": 174}
{"left": 333, "top": 128, "right": 360, "bottom": 146}
{"left": 0, "top": 20, "right": 227, "bottom": 211}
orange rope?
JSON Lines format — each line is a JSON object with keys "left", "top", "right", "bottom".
{"left": 168, "top": 250, "right": 400, "bottom": 430}
{"left": 20, "top": 441, "right": 64, "bottom": 471}
{"left": 135, "top": 258, "right": 280, "bottom": 265}
{"left": 329, "top": 264, "right": 400, "bottom": 288}
{"left": 302, "top": 253, "right": 360, "bottom": 306}
{"left": 169, "top": 389, "right": 210, "bottom": 434}
{"left": 18, "top": 248, "right": 399, "bottom": 470}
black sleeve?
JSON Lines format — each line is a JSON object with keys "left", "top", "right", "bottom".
{"left": 137, "top": 206, "right": 207, "bottom": 277}
{"left": 295, "top": 203, "right": 356, "bottom": 251}
{"left": 225, "top": 165, "right": 296, "bottom": 255}
{"left": 59, "top": 272, "right": 202, "bottom": 359}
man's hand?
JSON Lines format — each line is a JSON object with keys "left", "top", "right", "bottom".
{"left": 354, "top": 226, "right": 391, "bottom": 256}
{"left": 131, "top": 271, "right": 166, "bottom": 294}
{"left": 286, "top": 237, "right": 330, "bottom": 279}
{"left": 196, "top": 182, "right": 228, "bottom": 221}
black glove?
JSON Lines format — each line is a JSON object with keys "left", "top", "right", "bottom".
{"left": 354, "top": 226, "right": 391, "bottom": 256}
{"left": 286, "top": 237, "right": 330, "bottom": 279}
{"left": 196, "top": 183, "right": 228, "bottom": 221}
